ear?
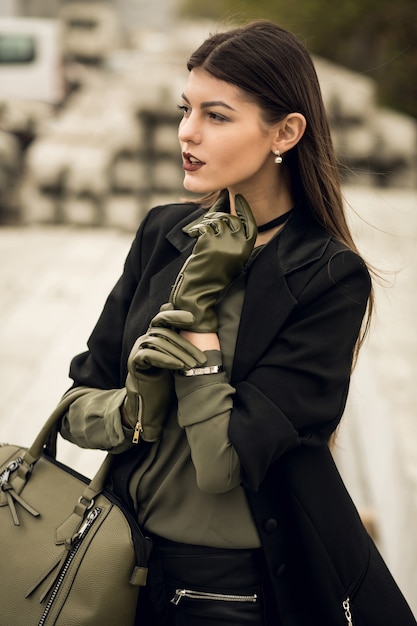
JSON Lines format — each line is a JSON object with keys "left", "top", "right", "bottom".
{"left": 273, "top": 113, "right": 306, "bottom": 155}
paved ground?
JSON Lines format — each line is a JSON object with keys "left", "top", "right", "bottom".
{"left": 0, "top": 225, "right": 131, "bottom": 473}
{"left": 1, "top": 185, "right": 416, "bottom": 614}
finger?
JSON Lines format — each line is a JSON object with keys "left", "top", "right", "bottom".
{"left": 234, "top": 194, "right": 258, "bottom": 241}
{"left": 151, "top": 308, "right": 195, "bottom": 329}
{"left": 185, "top": 211, "right": 234, "bottom": 237}
{"left": 147, "top": 330, "right": 207, "bottom": 365}
{"left": 185, "top": 222, "right": 212, "bottom": 238}
{"left": 133, "top": 344, "right": 200, "bottom": 371}
{"left": 183, "top": 211, "right": 217, "bottom": 237}
{"left": 133, "top": 331, "right": 207, "bottom": 370}
{"left": 133, "top": 347, "right": 186, "bottom": 370}
{"left": 192, "top": 216, "right": 241, "bottom": 239}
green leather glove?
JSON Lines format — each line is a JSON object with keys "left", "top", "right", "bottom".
{"left": 124, "top": 307, "right": 207, "bottom": 443}
{"left": 169, "top": 194, "right": 257, "bottom": 332}
{"left": 124, "top": 368, "right": 174, "bottom": 443}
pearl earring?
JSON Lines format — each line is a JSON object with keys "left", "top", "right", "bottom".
{"left": 274, "top": 150, "right": 283, "bottom": 164}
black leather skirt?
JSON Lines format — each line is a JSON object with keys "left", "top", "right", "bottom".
{"left": 137, "top": 536, "right": 270, "bottom": 626}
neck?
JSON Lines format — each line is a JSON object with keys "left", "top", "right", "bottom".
{"left": 257, "top": 209, "right": 293, "bottom": 232}
{"left": 228, "top": 169, "right": 294, "bottom": 226}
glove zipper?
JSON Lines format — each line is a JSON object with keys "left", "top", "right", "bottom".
{"left": 132, "top": 395, "right": 143, "bottom": 444}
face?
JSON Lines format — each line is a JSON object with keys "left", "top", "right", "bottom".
{"left": 178, "top": 69, "right": 280, "bottom": 198}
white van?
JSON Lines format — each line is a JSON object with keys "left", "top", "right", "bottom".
{"left": 0, "top": 17, "right": 63, "bottom": 104}
{"left": 0, "top": 18, "right": 63, "bottom": 217}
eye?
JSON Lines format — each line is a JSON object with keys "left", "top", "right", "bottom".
{"left": 177, "top": 104, "right": 190, "bottom": 116}
{"left": 208, "top": 111, "right": 227, "bottom": 122}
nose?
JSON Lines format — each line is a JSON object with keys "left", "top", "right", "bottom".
{"left": 178, "top": 113, "right": 202, "bottom": 145}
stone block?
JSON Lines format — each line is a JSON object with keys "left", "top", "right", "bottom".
{"left": 153, "top": 157, "right": 183, "bottom": 191}
{"left": 103, "top": 193, "right": 145, "bottom": 231}
{"left": 112, "top": 157, "right": 148, "bottom": 192}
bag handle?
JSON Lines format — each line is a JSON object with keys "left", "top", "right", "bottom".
{"left": 23, "top": 387, "right": 96, "bottom": 465}
{"left": 14, "top": 387, "right": 114, "bottom": 508}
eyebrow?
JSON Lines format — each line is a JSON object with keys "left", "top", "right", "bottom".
{"left": 181, "top": 93, "right": 236, "bottom": 111}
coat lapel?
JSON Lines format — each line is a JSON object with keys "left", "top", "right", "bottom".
{"left": 147, "top": 206, "right": 204, "bottom": 317}
{"left": 232, "top": 208, "right": 332, "bottom": 383}
{"left": 231, "top": 242, "right": 297, "bottom": 383}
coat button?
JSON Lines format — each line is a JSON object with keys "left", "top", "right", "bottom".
{"left": 263, "top": 518, "right": 278, "bottom": 533}
{"left": 275, "top": 563, "right": 286, "bottom": 577}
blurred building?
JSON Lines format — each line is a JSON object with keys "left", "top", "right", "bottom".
{"left": 1, "top": 0, "right": 178, "bottom": 31}
{"left": 0, "top": 2, "right": 416, "bottom": 228}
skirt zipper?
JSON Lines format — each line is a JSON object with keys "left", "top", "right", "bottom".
{"left": 37, "top": 506, "right": 102, "bottom": 626}
{"left": 171, "top": 588, "right": 258, "bottom": 606}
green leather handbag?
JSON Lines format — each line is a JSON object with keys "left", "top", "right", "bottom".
{"left": 0, "top": 387, "right": 152, "bottom": 625}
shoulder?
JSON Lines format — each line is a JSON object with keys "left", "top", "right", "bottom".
{"left": 326, "top": 239, "right": 371, "bottom": 288}
{"left": 280, "top": 210, "right": 371, "bottom": 300}
{"left": 294, "top": 238, "right": 372, "bottom": 309}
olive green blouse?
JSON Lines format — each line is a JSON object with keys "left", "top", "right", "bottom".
{"left": 130, "top": 272, "right": 261, "bottom": 548}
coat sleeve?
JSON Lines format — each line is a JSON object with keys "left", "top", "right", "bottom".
{"left": 229, "top": 249, "right": 371, "bottom": 491}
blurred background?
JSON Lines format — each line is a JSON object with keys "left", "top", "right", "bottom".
{"left": 0, "top": 0, "right": 416, "bottom": 615}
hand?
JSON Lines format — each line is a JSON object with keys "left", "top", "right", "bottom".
{"left": 129, "top": 306, "right": 208, "bottom": 371}
{"left": 169, "top": 194, "right": 257, "bottom": 332}
{"left": 123, "top": 307, "right": 207, "bottom": 442}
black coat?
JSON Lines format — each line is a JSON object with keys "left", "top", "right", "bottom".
{"left": 69, "top": 200, "right": 416, "bottom": 626}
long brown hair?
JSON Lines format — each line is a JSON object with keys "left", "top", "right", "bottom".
{"left": 187, "top": 20, "right": 372, "bottom": 348}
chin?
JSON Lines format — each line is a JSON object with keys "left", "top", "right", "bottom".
{"left": 183, "top": 177, "right": 213, "bottom": 194}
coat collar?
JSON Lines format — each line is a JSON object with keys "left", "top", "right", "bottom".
{"left": 165, "top": 205, "right": 204, "bottom": 253}
{"left": 148, "top": 204, "right": 204, "bottom": 319}
{"left": 277, "top": 201, "right": 332, "bottom": 275}
{"left": 165, "top": 193, "right": 228, "bottom": 254}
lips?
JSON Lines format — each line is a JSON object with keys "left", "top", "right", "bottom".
{"left": 183, "top": 152, "right": 205, "bottom": 172}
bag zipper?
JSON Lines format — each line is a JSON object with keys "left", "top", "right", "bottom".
{"left": 47, "top": 454, "right": 153, "bottom": 570}
{"left": 171, "top": 588, "right": 258, "bottom": 606}
{"left": 0, "top": 456, "right": 39, "bottom": 525}
{"left": 0, "top": 456, "right": 24, "bottom": 485}
{"left": 37, "top": 506, "right": 102, "bottom": 626}
{"left": 342, "top": 597, "right": 354, "bottom": 625}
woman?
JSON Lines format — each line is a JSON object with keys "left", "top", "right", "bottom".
{"left": 61, "top": 21, "right": 416, "bottom": 626}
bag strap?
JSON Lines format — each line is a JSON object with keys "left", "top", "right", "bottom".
{"left": 14, "top": 387, "right": 113, "bottom": 505}
{"left": 23, "top": 387, "right": 96, "bottom": 465}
